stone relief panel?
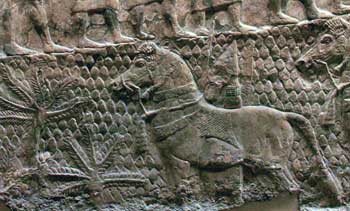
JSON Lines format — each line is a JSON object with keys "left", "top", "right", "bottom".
{"left": 1, "top": 0, "right": 350, "bottom": 211}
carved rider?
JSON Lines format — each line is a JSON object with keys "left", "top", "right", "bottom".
{"left": 126, "top": 0, "right": 196, "bottom": 38}
{"left": 189, "top": 0, "right": 257, "bottom": 35}
{"left": 72, "top": 0, "right": 135, "bottom": 48}
{"left": 269, "top": 0, "right": 350, "bottom": 25}
{"left": 2, "top": 0, "right": 73, "bottom": 55}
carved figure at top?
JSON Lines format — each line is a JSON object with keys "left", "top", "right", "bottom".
{"left": 72, "top": 0, "right": 135, "bottom": 48}
{"left": 189, "top": 0, "right": 257, "bottom": 35}
{"left": 269, "top": 0, "right": 350, "bottom": 25}
{"left": 2, "top": 0, "right": 73, "bottom": 55}
{"left": 125, "top": 0, "right": 197, "bottom": 38}
{"left": 110, "top": 43, "right": 344, "bottom": 202}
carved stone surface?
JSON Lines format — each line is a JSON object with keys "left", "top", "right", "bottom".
{"left": 1, "top": 0, "right": 350, "bottom": 211}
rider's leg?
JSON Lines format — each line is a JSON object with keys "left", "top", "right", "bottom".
{"left": 73, "top": 12, "right": 108, "bottom": 48}
{"left": 299, "top": 0, "right": 334, "bottom": 20}
{"left": 162, "top": 0, "right": 196, "bottom": 38}
{"left": 227, "top": 0, "right": 258, "bottom": 32}
{"left": 130, "top": 5, "right": 155, "bottom": 40}
{"left": 3, "top": 6, "right": 37, "bottom": 55}
{"left": 28, "top": 0, "right": 73, "bottom": 53}
{"left": 268, "top": 0, "right": 299, "bottom": 25}
{"left": 192, "top": 10, "right": 210, "bottom": 36}
{"left": 104, "top": 8, "right": 135, "bottom": 43}
{"left": 331, "top": 0, "right": 350, "bottom": 15}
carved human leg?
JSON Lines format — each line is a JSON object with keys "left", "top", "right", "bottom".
{"left": 189, "top": 9, "right": 210, "bottom": 36}
{"left": 269, "top": 0, "right": 299, "bottom": 25}
{"left": 73, "top": 12, "right": 108, "bottom": 48}
{"left": 331, "top": 0, "right": 350, "bottom": 15}
{"left": 2, "top": 5, "right": 37, "bottom": 55}
{"left": 161, "top": 0, "right": 196, "bottom": 38}
{"left": 28, "top": 0, "right": 73, "bottom": 53}
{"left": 130, "top": 5, "right": 155, "bottom": 40}
{"left": 104, "top": 8, "right": 135, "bottom": 43}
{"left": 299, "top": 0, "right": 334, "bottom": 20}
{"left": 227, "top": 0, "right": 258, "bottom": 32}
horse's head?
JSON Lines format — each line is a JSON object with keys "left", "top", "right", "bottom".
{"left": 110, "top": 43, "right": 159, "bottom": 93}
{"left": 110, "top": 42, "right": 197, "bottom": 95}
{"left": 296, "top": 18, "right": 350, "bottom": 74}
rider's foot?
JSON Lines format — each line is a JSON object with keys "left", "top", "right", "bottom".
{"left": 270, "top": 12, "right": 299, "bottom": 25}
{"left": 112, "top": 32, "right": 135, "bottom": 43}
{"left": 43, "top": 42, "right": 74, "bottom": 54}
{"left": 78, "top": 37, "right": 107, "bottom": 48}
{"left": 195, "top": 27, "right": 210, "bottom": 36}
{"left": 306, "top": 7, "right": 335, "bottom": 20}
{"left": 4, "top": 43, "right": 38, "bottom": 55}
{"left": 136, "top": 31, "right": 155, "bottom": 40}
{"left": 174, "top": 28, "right": 197, "bottom": 38}
{"left": 230, "top": 22, "right": 259, "bottom": 33}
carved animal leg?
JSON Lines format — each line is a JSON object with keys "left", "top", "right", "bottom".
{"left": 271, "top": 166, "right": 300, "bottom": 193}
{"left": 73, "top": 12, "right": 108, "bottom": 48}
{"left": 28, "top": 0, "right": 73, "bottom": 53}
{"left": 104, "top": 8, "right": 135, "bottom": 43}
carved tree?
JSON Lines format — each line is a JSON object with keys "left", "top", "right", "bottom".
{"left": 0, "top": 63, "right": 89, "bottom": 164}
{"left": 45, "top": 124, "right": 146, "bottom": 203}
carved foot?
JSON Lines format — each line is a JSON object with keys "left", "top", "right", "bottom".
{"left": 136, "top": 31, "right": 155, "bottom": 40}
{"left": 332, "top": 3, "right": 350, "bottom": 15}
{"left": 270, "top": 12, "right": 299, "bottom": 25}
{"left": 173, "top": 29, "right": 198, "bottom": 38}
{"left": 43, "top": 43, "right": 74, "bottom": 54}
{"left": 230, "top": 22, "right": 259, "bottom": 33}
{"left": 195, "top": 27, "right": 210, "bottom": 36}
{"left": 4, "top": 43, "right": 38, "bottom": 56}
{"left": 78, "top": 37, "right": 107, "bottom": 48}
{"left": 306, "top": 8, "right": 334, "bottom": 20}
{"left": 112, "top": 34, "right": 135, "bottom": 43}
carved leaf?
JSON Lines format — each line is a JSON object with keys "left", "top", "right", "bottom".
{"left": 64, "top": 138, "right": 93, "bottom": 174}
{"left": 29, "top": 68, "right": 44, "bottom": 97}
{"left": 0, "top": 110, "right": 33, "bottom": 124}
{"left": 47, "top": 166, "right": 91, "bottom": 180}
{"left": 0, "top": 96, "right": 35, "bottom": 113}
{"left": 53, "top": 182, "right": 87, "bottom": 195}
{"left": 52, "top": 77, "right": 77, "bottom": 100}
{"left": 97, "top": 138, "right": 121, "bottom": 171}
{"left": 0, "top": 64, "right": 34, "bottom": 105}
{"left": 46, "top": 98, "right": 88, "bottom": 123}
{"left": 101, "top": 172, "right": 146, "bottom": 188}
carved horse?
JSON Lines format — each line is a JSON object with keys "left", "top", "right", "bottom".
{"left": 110, "top": 42, "right": 344, "bottom": 201}
{"left": 296, "top": 17, "right": 350, "bottom": 78}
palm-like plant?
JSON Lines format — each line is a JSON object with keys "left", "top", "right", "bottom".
{"left": 0, "top": 63, "right": 89, "bottom": 164}
{"left": 45, "top": 125, "right": 146, "bottom": 202}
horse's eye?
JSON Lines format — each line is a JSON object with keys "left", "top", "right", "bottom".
{"left": 135, "top": 59, "right": 146, "bottom": 68}
{"left": 320, "top": 35, "right": 334, "bottom": 44}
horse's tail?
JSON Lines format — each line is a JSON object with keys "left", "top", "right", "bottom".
{"left": 285, "top": 112, "right": 344, "bottom": 202}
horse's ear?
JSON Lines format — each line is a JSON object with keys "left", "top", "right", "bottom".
{"left": 325, "top": 17, "right": 350, "bottom": 36}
